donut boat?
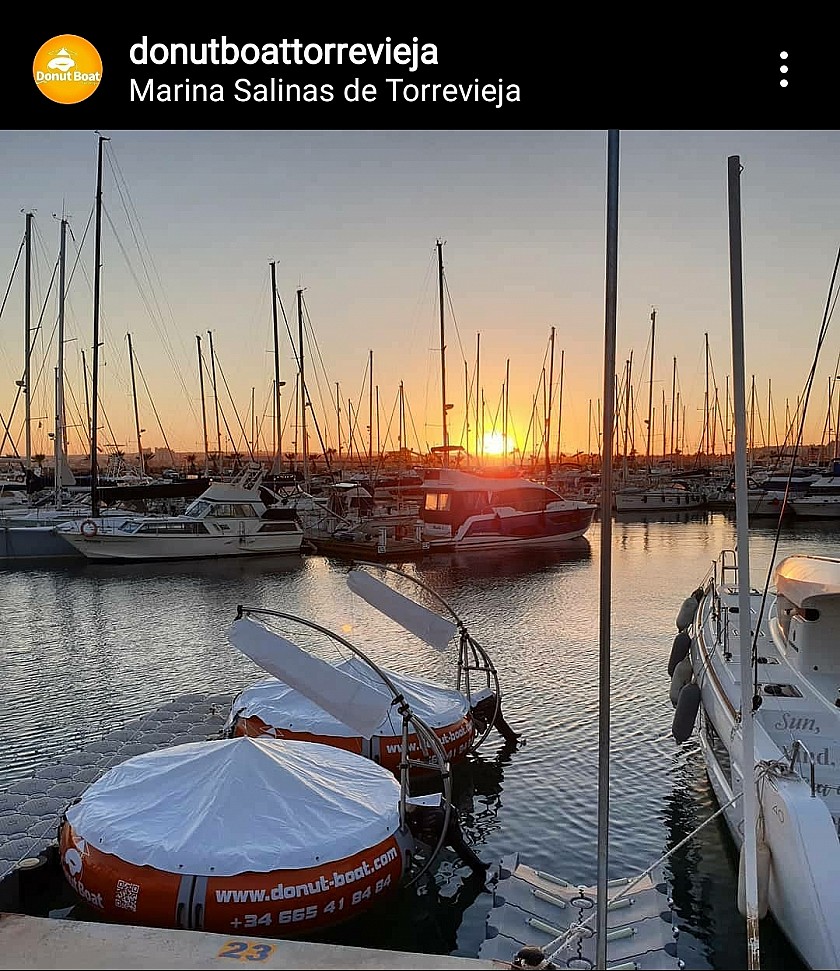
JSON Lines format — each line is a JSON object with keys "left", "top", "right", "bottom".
{"left": 59, "top": 736, "right": 413, "bottom": 937}
{"left": 225, "top": 656, "right": 480, "bottom": 775}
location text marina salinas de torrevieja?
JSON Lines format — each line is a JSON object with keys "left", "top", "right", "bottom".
{"left": 128, "top": 37, "right": 521, "bottom": 108}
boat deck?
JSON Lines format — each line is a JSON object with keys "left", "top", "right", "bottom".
{"left": 307, "top": 535, "right": 430, "bottom": 561}
{"left": 698, "top": 584, "right": 840, "bottom": 831}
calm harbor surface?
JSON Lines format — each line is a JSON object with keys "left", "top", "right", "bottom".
{"left": 3, "top": 510, "right": 835, "bottom": 969}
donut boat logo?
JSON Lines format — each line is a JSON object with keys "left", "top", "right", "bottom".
{"left": 59, "top": 819, "right": 408, "bottom": 934}
{"left": 33, "top": 35, "right": 102, "bottom": 104}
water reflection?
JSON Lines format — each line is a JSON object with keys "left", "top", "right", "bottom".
{"left": 613, "top": 510, "right": 710, "bottom": 526}
{"left": 415, "top": 538, "right": 592, "bottom": 585}
{"left": 3, "top": 514, "right": 840, "bottom": 967}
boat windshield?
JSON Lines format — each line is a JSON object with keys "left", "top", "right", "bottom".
{"left": 488, "top": 487, "right": 562, "bottom": 510}
{"left": 117, "top": 520, "right": 144, "bottom": 533}
{"left": 185, "top": 499, "right": 212, "bottom": 518}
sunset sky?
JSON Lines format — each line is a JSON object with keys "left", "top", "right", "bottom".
{"left": 2, "top": 129, "right": 839, "bottom": 467}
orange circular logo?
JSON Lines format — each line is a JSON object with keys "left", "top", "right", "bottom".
{"left": 33, "top": 35, "right": 102, "bottom": 104}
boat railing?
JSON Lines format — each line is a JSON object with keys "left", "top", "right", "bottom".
{"left": 707, "top": 554, "right": 736, "bottom": 659}
{"left": 787, "top": 739, "right": 817, "bottom": 797}
{"left": 718, "top": 548, "right": 738, "bottom": 586}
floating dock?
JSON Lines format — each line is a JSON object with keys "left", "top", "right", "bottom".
{"left": 0, "top": 691, "right": 500, "bottom": 969}
{"left": 0, "top": 691, "right": 232, "bottom": 906}
{"left": 478, "top": 853, "right": 682, "bottom": 969}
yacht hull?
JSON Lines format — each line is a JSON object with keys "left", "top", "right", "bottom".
{"left": 58, "top": 533, "right": 303, "bottom": 561}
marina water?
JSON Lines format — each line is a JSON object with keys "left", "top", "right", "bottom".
{"left": 4, "top": 510, "right": 833, "bottom": 969}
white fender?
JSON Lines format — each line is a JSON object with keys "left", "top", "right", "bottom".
{"left": 737, "top": 826, "right": 771, "bottom": 919}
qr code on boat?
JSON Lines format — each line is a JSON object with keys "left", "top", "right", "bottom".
{"left": 114, "top": 879, "right": 140, "bottom": 912}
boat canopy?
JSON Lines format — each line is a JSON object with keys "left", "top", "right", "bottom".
{"left": 773, "top": 554, "right": 840, "bottom": 605}
{"left": 65, "top": 737, "right": 401, "bottom": 875}
{"left": 423, "top": 468, "right": 557, "bottom": 494}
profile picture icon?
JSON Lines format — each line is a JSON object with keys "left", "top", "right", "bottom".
{"left": 33, "top": 35, "right": 102, "bottom": 104}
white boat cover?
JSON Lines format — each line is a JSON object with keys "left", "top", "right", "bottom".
{"left": 230, "top": 656, "right": 468, "bottom": 737}
{"left": 346, "top": 570, "right": 457, "bottom": 651}
{"left": 228, "top": 617, "right": 391, "bottom": 738}
{"left": 774, "top": 554, "right": 840, "bottom": 605}
{"left": 65, "top": 737, "right": 401, "bottom": 875}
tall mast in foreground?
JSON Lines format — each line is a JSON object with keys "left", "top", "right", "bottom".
{"left": 728, "top": 153, "right": 761, "bottom": 970}
{"left": 90, "top": 133, "right": 108, "bottom": 518}
{"left": 595, "top": 128, "right": 619, "bottom": 970}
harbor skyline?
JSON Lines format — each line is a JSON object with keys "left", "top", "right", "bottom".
{"left": 2, "top": 130, "right": 839, "bottom": 464}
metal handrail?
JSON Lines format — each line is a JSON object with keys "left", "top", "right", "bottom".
{"left": 351, "top": 561, "right": 503, "bottom": 752}
{"left": 788, "top": 739, "right": 817, "bottom": 797}
{"left": 233, "top": 605, "right": 453, "bottom": 884}
{"left": 720, "top": 548, "right": 739, "bottom": 585}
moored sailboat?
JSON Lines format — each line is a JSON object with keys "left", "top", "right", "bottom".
{"left": 669, "top": 156, "right": 840, "bottom": 969}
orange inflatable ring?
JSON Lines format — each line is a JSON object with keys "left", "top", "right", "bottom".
{"left": 60, "top": 819, "right": 408, "bottom": 936}
{"left": 80, "top": 518, "right": 98, "bottom": 537}
{"left": 232, "top": 711, "right": 475, "bottom": 776}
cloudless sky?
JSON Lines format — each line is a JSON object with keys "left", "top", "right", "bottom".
{"left": 2, "top": 130, "right": 839, "bottom": 463}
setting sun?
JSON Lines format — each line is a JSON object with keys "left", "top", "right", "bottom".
{"left": 482, "top": 431, "right": 507, "bottom": 456}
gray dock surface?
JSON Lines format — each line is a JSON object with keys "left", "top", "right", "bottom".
{"left": 0, "top": 913, "right": 501, "bottom": 969}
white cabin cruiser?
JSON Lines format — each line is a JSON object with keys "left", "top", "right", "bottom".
{"left": 56, "top": 468, "right": 304, "bottom": 561}
{"left": 419, "top": 468, "right": 595, "bottom": 551}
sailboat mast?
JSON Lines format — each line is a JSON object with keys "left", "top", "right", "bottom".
{"left": 596, "top": 127, "right": 620, "bottom": 971}
{"left": 670, "top": 356, "right": 676, "bottom": 459}
{"left": 24, "top": 210, "right": 33, "bottom": 471}
{"left": 368, "top": 349, "right": 374, "bottom": 470}
{"left": 728, "top": 153, "right": 761, "bottom": 970}
{"left": 662, "top": 387, "right": 667, "bottom": 459}
{"left": 297, "top": 288, "right": 308, "bottom": 485}
{"left": 555, "top": 348, "right": 565, "bottom": 465}
{"left": 437, "top": 239, "right": 449, "bottom": 467}
{"left": 90, "top": 133, "right": 108, "bottom": 518}
{"left": 82, "top": 349, "right": 91, "bottom": 460}
{"left": 54, "top": 216, "right": 68, "bottom": 508}
{"left": 196, "top": 335, "right": 209, "bottom": 477}
{"left": 127, "top": 333, "right": 144, "bottom": 477}
{"left": 270, "top": 260, "right": 283, "bottom": 471}
{"left": 207, "top": 330, "right": 222, "bottom": 468}
{"left": 335, "top": 382, "right": 342, "bottom": 459}
{"left": 399, "top": 381, "right": 405, "bottom": 457}
{"left": 464, "top": 360, "right": 469, "bottom": 464}
{"left": 475, "top": 333, "right": 481, "bottom": 465}
{"left": 704, "top": 332, "right": 710, "bottom": 467}
{"left": 250, "top": 387, "right": 255, "bottom": 455}
{"left": 544, "top": 326, "right": 555, "bottom": 479}
{"left": 646, "top": 308, "right": 656, "bottom": 469}
{"left": 504, "top": 358, "right": 510, "bottom": 464}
